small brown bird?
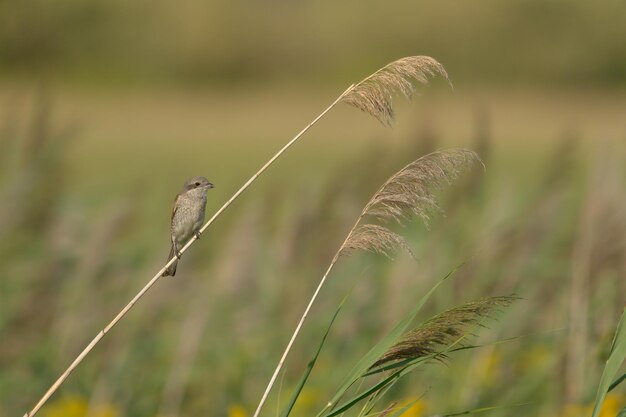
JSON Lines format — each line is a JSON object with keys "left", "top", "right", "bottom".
{"left": 163, "top": 176, "right": 214, "bottom": 276}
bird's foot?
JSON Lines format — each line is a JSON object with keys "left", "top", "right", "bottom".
{"left": 175, "top": 251, "right": 182, "bottom": 260}
{"left": 195, "top": 231, "right": 202, "bottom": 239}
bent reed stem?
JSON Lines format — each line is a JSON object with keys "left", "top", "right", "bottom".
{"left": 251, "top": 217, "right": 363, "bottom": 417}
{"left": 24, "top": 85, "right": 355, "bottom": 417}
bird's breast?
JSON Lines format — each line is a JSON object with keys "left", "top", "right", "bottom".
{"left": 171, "top": 194, "right": 207, "bottom": 244}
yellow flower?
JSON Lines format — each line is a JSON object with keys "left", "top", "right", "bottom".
{"left": 292, "top": 387, "right": 321, "bottom": 414}
{"left": 43, "top": 396, "right": 118, "bottom": 417}
{"left": 476, "top": 349, "right": 502, "bottom": 387}
{"left": 400, "top": 398, "right": 428, "bottom": 417}
{"left": 516, "top": 345, "right": 551, "bottom": 372}
{"left": 559, "top": 402, "right": 591, "bottom": 417}
{"left": 228, "top": 404, "right": 248, "bottom": 417}
{"left": 598, "top": 393, "right": 625, "bottom": 417}
{"left": 558, "top": 394, "right": 625, "bottom": 417}
{"left": 43, "top": 396, "right": 87, "bottom": 417}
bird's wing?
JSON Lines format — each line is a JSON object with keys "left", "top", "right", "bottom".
{"left": 171, "top": 193, "right": 181, "bottom": 221}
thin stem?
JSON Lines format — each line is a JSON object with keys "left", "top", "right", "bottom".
{"left": 251, "top": 261, "right": 336, "bottom": 417}
{"left": 252, "top": 208, "right": 368, "bottom": 417}
{"left": 24, "top": 84, "right": 355, "bottom": 417}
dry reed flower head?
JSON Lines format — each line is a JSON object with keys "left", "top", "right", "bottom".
{"left": 371, "top": 296, "right": 517, "bottom": 369}
{"left": 342, "top": 56, "right": 451, "bottom": 126}
{"left": 341, "top": 149, "right": 480, "bottom": 258}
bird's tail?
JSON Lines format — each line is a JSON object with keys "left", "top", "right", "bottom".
{"left": 163, "top": 244, "right": 178, "bottom": 277}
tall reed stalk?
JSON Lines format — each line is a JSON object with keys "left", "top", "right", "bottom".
{"left": 24, "top": 56, "right": 449, "bottom": 417}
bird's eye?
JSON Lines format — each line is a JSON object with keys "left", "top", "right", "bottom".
{"left": 195, "top": 182, "right": 201, "bottom": 187}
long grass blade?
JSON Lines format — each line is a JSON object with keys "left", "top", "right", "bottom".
{"left": 324, "top": 350, "right": 435, "bottom": 417}
{"left": 609, "top": 372, "right": 626, "bottom": 392}
{"left": 280, "top": 303, "right": 344, "bottom": 417}
{"left": 591, "top": 306, "right": 626, "bottom": 417}
{"left": 324, "top": 370, "right": 403, "bottom": 417}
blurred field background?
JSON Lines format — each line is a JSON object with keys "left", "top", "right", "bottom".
{"left": 1, "top": 0, "right": 626, "bottom": 416}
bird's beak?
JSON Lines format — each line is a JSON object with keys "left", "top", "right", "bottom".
{"left": 207, "top": 182, "right": 214, "bottom": 189}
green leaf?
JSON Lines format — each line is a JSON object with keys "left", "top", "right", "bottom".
{"left": 279, "top": 302, "right": 344, "bottom": 417}
{"left": 324, "top": 332, "right": 471, "bottom": 417}
{"left": 325, "top": 357, "right": 433, "bottom": 417}
{"left": 324, "top": 370, "right": 403, "bottom": 417}
{"left": 609, "top": 372, "right": 626, "bottom": 392}
{"left": 617, "top": 404, "right": 626, "bottom": 417}
{"left": 591, "top": 306, "right": 626, "bottom": 417}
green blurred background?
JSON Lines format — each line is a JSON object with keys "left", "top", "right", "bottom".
{"left": 1, "top": 1, "right": 625, "bottom": 416}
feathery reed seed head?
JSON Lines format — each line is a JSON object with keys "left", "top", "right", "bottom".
{"left": 341, "top": 149, "right": 480, "bottom": 258}
{"left": 371, "top": 296, "right": 517, "bottom": 369}
{"left": 343, "top": 224, "right": 414, "bottom": 259}
{"left": 342, "top": 56, "right": 451, "bottom": 126}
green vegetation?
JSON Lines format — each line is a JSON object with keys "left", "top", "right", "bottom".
{"left": 1, "top": 83, "right": 624, "bottom": 416}
{"left": 1, "top": 1, "right": 625, "bottom": 416}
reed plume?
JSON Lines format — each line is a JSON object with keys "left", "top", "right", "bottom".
{"left": 24, "top": 56, "right": 450, "bottom": 417}
{"left": 342, "top": 56, "right": 451, "bottom": 126}
{"left": 341, "top": 149, "right": 479, "bottom": 258}
{"left": 371, "top": 295, "right": 518, "bottom": 368}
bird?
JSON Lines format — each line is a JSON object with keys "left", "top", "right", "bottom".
{"left": 163, "top": 176, "right": 214, "bottom": 276}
